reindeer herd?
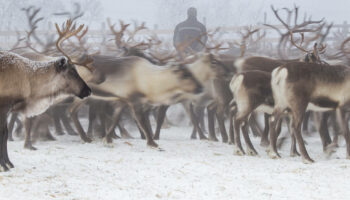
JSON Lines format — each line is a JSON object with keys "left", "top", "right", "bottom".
{"left": 1, "top": 5, "right": 350, "bottom": 172}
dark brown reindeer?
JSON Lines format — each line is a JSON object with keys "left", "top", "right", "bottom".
{"left": 0, "top": 20, "right": 91, "bottom": 171}
{"left": 268, "top": 60, "right": 350, "bottom": 163}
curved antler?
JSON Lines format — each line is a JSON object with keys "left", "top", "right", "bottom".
{"left": 289, "top": 32, "right": 308, "bottom": 53}
{"left": 55, "top": 19, "right": 94, "bottom": 72}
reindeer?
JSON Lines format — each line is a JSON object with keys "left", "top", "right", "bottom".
{"left": 0, "top": 39, "right": 91, "bottom": 171}
{"left": 229, "top": 31, "right": 329, "bottom": 157}
{"left": 268, "top": 61, "right": 350, "bottom": 163}
{"left": 68, "top": 53, "right": 203, "bottom": 148}
{"left": 233, "top": 6, "right": 329, "bottom": 145}
{"left": 152, "top": 51, "right": 231, "bottom": 141}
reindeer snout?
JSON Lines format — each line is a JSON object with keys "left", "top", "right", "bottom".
{"left": 78, "top": 85, "right": 91, "bottom": 99}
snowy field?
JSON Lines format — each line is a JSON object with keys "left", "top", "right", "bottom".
{"left": 0, "top": 123, "right": 350, "bottom": 200}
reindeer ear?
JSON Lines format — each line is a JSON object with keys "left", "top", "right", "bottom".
{"left": 55, "top": 57, "right": 68, "bottom": 72}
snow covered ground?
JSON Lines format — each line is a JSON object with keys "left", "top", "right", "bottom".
{"left": 0, "top": 124, "right": 350, "bottom": 200}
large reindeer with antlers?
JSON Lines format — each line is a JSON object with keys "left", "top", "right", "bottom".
{"left": 65, "top": 19, "right": 205, "bottom": 147}
{"left": 0, "top": 19, "right": 91, "bottom": 171}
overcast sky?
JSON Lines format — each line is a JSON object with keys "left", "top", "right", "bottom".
{"left": 1, "top": 0, "right": 349, "bottom": 31}
{"left": 100, "top": 0, "right": 350, "bottom": 29}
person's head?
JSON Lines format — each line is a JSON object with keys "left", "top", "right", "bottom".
{"left": 187, "top": 7, "right": 197, "bottom": 19}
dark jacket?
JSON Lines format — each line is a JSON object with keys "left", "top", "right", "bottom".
{"left": 173, "top": 17, "right": 207, "bottom": 53}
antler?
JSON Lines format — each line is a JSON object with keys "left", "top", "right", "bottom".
{"left": 289, "top": 32, "right": 308, "bottom": 53}
{"left": 264, "top": 5, "right": 324, "bottom": 58}
{"left": 21, "top": 6, "right": 45, "bottom": 47}
{"left": 238, "top": 27, "right": 260, "bottom": 57}
{"left": 55, "top": 19, "right": 94, "bottom": 72}
{"left": 126, "top": 21, "right": 147, "bottom": 43}
{"left": 107, "top": 18, "right": 130, "bottom": 48}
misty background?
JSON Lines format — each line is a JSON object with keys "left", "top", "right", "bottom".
{"left": 0, "top": 0, "right": 349, "bottom": 31}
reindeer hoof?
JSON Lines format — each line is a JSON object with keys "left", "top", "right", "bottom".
{"left": 260, "top": 140, "right": 269, "bottom": 147}
{"left": 209, "top": 137, "right": 219, "bottom": 142}
{"left": 233, "top": 146, "right": 245, "bottom": 156}
{"left": 0, "top": 164, "right": 9, "bottom": 172}
{"left": 24, "top": 143, "right": 37, "bottom": 151}
{"left": 153, "top": 135, "right": 160, "bottom": 140}
{"left": 82, "top": 137, "right": 93, "bottom": 143}
{"left": 246, "top": 148, "right": 258, "bottom": 156}
{"left": 324, "top": 143, "right": 337, "bottom": 158}
{"left": 147, "top": 141, "right": 159, "bottom": 148}
{"left": 199, "top": 134, "right": 208, "bottom": 140}
{"left": 290, "top": 150, "right": 300, "bottom": 157}
{"left": 267, "top": 147, "right": 281, "bottom": 159}
{"left": 103, "top": 138, "right": 114, "bottom": 148}
{"left": 302, "top": 157, "right": 314, "bottom": 164}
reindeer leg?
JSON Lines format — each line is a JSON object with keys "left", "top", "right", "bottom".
{"left": 285, "top": 116, "right": 300, "bottom": 157}
{"left": 61, "top": 112, "right": 78, "bottom": 136}
{"left": 302, "top": 111, "right": 311, "bottom": 135}
{"left": 14, "top": 117, "right": 23, "bottom": 138}
{"left": 228, "top": 110, "right": 235, "bottom": 144}
{"left": 198, "top": 107, "right": 207, "bottom": 134}
{"left": 99, "top": 111, "right": 109, "bottom": 138}
{"left": 131, "top": 105, "right": 158, "bottom": 148}
{"left": 249, "top": 113, "right": 263, "bottom": 137}
{"left": 189, "top": 103, "right": 207, "bottom": 140}
{"left": 7, "top": 113, "right": 17, "bottom": 141}
{"left": 23, "top": 117, "right": 37, "bottom": 150}
{"left": 314, "top": 112, "right": 333, "bottom": 153}
{"left": 242, "top": 119, "right": 258, "bottom": 156}
{"left": 233, "top": 116, "right": 245, "bottom": 155}
{"left": 260, "top": 113, "right": 270, "bottom": 147}
{"left": 336, "top": 108, "right": 350, "bottom": 159}
{"left": 144, "top": 109, "right": 154, "bottom": 138}
{"left": 52, "top": 112, "right": 64, "bottom": 135}
{"left": 0, "top": 113, "right": 10, "bottom": 171}
{"left": 153, "top": 105, "right": 169, "bottom": 140}
{"left": 118, "top": 121, "right": 133, "bottom": 139}
{"left": 267, "top": 112, "right": 283, "bottom": 159}
{"left": 86, "top": 106, "right": 96, "bottom": 138}
{"left": 215, "top": 104, "right": 229, "bottom": 143}
{"left": 207, "top": 103, "right": 218, "bottom": 142}
{"left": 3, "top": 122, "right": 13, "bottom": 169}
{"left": 103, "top": 106, "right": 124, "bottom": 147}
{"left": 70, "top": 99, "right": 92, "bottom": 143}
{"left": 292, "top": 108, "right": 314, "bottom": 163}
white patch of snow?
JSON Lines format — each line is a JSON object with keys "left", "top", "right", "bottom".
{"left": 0, "top": 125, "right": 350, "bottom": 200}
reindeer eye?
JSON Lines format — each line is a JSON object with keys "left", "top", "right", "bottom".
{"left": 56, "top": 57, "right": 68, "bottom": 72}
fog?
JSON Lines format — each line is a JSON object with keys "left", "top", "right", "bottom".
{"left": 1, "top": 0, "right": 349, "bottom": 31}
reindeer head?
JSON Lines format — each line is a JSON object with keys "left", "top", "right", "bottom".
{"left": 53, "top": 56, "right": 91, "bottom": 99}
{"left": 53, "top": 19, "right": 93, "bottom": 99}
{"left": 290, "top": 32, "right": 326, "bottom": 64}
